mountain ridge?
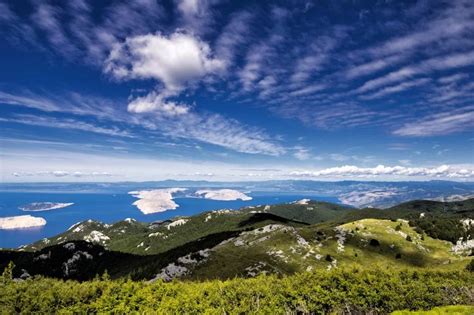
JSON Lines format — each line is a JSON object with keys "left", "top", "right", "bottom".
{"left": 1, "top": 198, "right": 472, "bottom": 282}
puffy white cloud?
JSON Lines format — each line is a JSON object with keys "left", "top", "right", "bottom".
{"left": 105, "top": 32, "right": 224, "bottom": 114}
{"left": 127, "top": 91, "right": 191, "bottom": 115}
{"left": 289, "top": 165, "right": 474, "bottom": 178}
{"left": 106, "top": 32, "right": 224, "bottom": 89}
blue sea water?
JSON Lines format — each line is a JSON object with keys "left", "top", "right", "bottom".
{"left": 0, "top": 190, "right": 339, "bottom": 249}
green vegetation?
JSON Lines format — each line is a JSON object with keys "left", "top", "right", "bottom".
{"left": 25, "top": 210, "right": 308, "bottom": 255}
{"left": 0, "top": 198, "right": 473, "bottom": 313}
{"left": 392, "top": 305, "right": 474, "bottom": 315}
{"left": 1, "top": 266, "right": 472, "bottom": 314}
{"left": 259, "top": 201, "right": 353, "bottom": 224}
{"left": 2, "top": 199, "right": 472, "bottom": 281}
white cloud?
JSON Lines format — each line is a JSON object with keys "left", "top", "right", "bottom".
{"left": 176, "top": 0, "right": 201, "bottom": 17}
{"left": 0, "top": 114, "right": 132, "bottom": 138}
{"left": 289, "top": 33, "right": 343, "bottom": 84}
{"left": 360, "top": 78, "right": 430, "bottom": 100}
{"left": 329, "top": 153, "right": 350, "bottom": 162}
{"left": 175, "top": 0, "right": 220, "bottom": 35}
{"left": 157, "top": 112, "right": 286, "bottom": 156}
{"left": 363, "top": 0, "right": 474, "bottom": 61}
{"left": 0, "top": 90, "right": 127, "bottom": 122}
{"left": 215, "top": 10, "right": 254, "bottom": 68}
{"left": 289, "top": 84, "right": 327, "bottom": 97}
{"left": 438, "top": 73, "right": 469, "bottom": 84}
{"left": 293, "top": 147, "right": 311, "bottom": 160}
{"left": 106, "top": 32, "right": 224, "bottom": 89}
{"left": 289, "top": 164, "right": 474, "bottom": 178}
{"left": 345, "top": 55, "right": 406, "bottom": 79}
{"left": 31, "top": 2, "right": 77, "bottom": 57}
{"left": 0, "top": 90, "right": 285, "bottom": 156}
{"left": 393, "top": 107, "right": 474, "bottom": 136}
{"left": 105, "top": 32, "right": 224, "bottom": 113}
{"left": 102, "top": 31, "right": 285, "bottom": 155}
{"left": 12, "top": 171, "right": 114, "bottom": 178}
{"left": 127, "top": 91, "right": 191, "bottom": 115}
{"left": 357, "top": 51, "right": 474, "bottom": 93}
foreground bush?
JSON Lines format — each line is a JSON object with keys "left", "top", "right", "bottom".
{"left": 0, "top": 267, "right": 473, "bottom": 314}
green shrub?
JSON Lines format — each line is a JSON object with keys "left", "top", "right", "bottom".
{"left": 0, "top": 268, "right": 472, "bottom": 314}
{"left": 466, "top": 260, "right": 474, "bottom": 272}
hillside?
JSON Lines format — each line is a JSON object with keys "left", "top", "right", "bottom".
{"left": 22, "top": 200, "right": 351, "bottom": 255}
{"left": 1, "top": 198, "right": 472, "bottom": 282}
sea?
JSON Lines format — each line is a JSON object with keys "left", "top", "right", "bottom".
{"left": 0, "top": 188, "right": 340, "bottom": 249}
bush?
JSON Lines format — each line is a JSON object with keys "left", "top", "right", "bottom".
{"left": 0, "top": 268, "right": 472, "bottom": 314}
{"left": 406, "top": 235, "right": 412, "bottom": 242}
{"left": 466, "top": 260, "right": 474, "bottom": 272}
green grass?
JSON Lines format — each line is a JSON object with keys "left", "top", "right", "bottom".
{"left": 392, "top": 305, "right": 474, "bottom": 315}
{"left": 184, "top": 218, "right": 470, "bottom": 280}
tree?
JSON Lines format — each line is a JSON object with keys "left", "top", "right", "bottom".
{"left": 1, "top": 261, "right": 14, "bottom": 283}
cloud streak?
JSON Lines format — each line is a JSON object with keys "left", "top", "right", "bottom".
{"left": 290, "top": 165, "right": 474, "bottom": 179}
{"left": 393, "top": 107, "right": 474, "bottom": 137}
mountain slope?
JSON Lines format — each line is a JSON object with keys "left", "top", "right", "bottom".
{"left": 182, "top": 218, "right": 468, "bottom": 280}
{"left": 2, "top": 199, "right": 473, "bottom": 281}
{"left": 24, "top": 211, "right": 308, "bottom": 255}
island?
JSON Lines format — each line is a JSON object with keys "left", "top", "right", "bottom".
{"left": 195, "top": 189, "right": 252, "bottom": 201}
{"left": 0, "top": 215, "right": 47, "bottom": 230}
{"left": 19, "top": 202, "right": 74, "bottom": 212}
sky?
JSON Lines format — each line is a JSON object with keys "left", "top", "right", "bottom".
{"left": 0, "top": 0, "right": 473, "bottom": 182}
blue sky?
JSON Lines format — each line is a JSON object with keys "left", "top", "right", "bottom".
{"left": 0, "top": 0, "right": 473, "bottom": 182}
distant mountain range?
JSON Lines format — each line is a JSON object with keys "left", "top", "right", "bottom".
{"left": 1, "top": 198, "right": 472, "bottom": 281}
